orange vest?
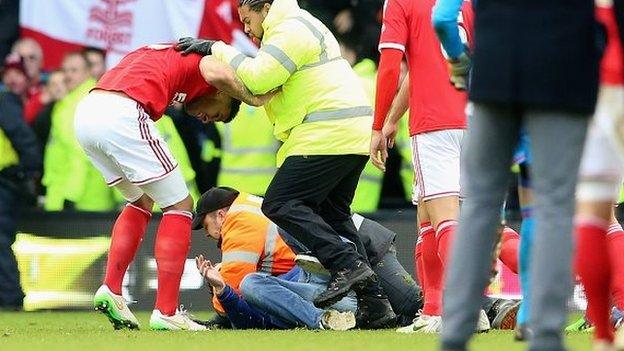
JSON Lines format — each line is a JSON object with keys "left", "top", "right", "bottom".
{"left": 214, "top": 192, "right": 296, "bottom": 313}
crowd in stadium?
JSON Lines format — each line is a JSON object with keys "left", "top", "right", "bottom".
{"left": 1, "top": 0, "right": 624, "bottom": 351}
{"left": 0, "top": 0, "right": 409, "bottom": 213}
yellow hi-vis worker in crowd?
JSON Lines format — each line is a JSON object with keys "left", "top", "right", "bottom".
{"left": 216, "top": 103, "right": 278, "bottom": 196}
{"left": 176, "top": 0, "right": 396, "bottom": 328}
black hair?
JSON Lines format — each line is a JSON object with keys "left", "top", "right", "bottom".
{"left": 238, "top": 0, "right": 273, "bottom": 11}
{"left": 63, "top": 51, "right": 92, "bottom": 69}
{"left": 224, "top": 98, "right": 242, "bottom": 123}
{"left": 82, "top": 46, "right": 106, "bottom": 60}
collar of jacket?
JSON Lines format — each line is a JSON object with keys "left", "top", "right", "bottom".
{"left": 261, "top": 0, "right": 299, "bottom": 36}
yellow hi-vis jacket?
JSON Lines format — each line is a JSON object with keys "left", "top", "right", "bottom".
{"left": 215, "top": 192, "right": 295, "bottom": 313}
{"left": 217, "top": 104, "right": 279, "bottom": 196}
{"left": 0, "top": 128, "right": 18, "bottom": 171}
{"left": 211, "top": 0, "right": 373, "bottom": 167}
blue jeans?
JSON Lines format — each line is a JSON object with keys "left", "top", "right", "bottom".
{"left": 239, "top": 268, "right": 357, "bottom": 329}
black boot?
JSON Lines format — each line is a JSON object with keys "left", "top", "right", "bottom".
{"left": 354, "top": 276, "right": 397, "bottom": 329}
{"left": 313, "top": 260, "right": 374, "bottom": 308}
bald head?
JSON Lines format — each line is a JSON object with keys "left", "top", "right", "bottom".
{"left": 12, "top": 38, "right": 44, "bottom": 81}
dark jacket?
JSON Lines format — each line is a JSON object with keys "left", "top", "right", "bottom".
{"left": 469, "top": 0, "right": 600, "bottom": 114}
{"left": 0, "top": 92, "right": 42, "bottom": 178}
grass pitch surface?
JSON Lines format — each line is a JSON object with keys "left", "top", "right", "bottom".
{"left": 0, "top": 311, "right": 592, "bottom": 351}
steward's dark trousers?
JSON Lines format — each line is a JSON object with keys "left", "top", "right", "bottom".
{"left": 262, "top": 155, "right": 368, "bottom": 272}
{"left": 0, "top": 184, "right": 24, "bottom": 308}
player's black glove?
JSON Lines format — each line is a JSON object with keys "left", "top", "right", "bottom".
{"left": 176, "top": 37, "right": 217, "bottom": 56}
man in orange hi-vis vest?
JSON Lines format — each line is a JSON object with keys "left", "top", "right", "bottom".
{"left": 190, "top": 186, "right": 357, "bottom": 330}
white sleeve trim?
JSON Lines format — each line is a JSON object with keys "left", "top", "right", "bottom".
{"left": 378, "top": 42, "right": 406, "bottom": 52}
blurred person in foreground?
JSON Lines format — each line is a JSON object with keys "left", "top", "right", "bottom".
{"left": 436, "top": 0, "right": 600, "bottom": 350}
{"left": 0, "top": 54, "right": 42, "bottom": 310}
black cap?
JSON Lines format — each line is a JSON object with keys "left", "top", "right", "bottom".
{"left": 191, "top": 187, "right": 240, "bottom": 230}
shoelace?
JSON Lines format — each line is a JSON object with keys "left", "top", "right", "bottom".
{"left": 177, "top": 304, "right": 196, "bottom": 320}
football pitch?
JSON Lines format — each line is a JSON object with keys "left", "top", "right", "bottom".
{"left": 0, "top": 311, "right": 594, "bottom": 351}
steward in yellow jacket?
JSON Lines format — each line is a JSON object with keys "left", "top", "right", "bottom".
{"left": 177, "top": 0, "right": 395, "bottom": 326}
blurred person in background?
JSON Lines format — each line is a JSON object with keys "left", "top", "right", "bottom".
{"left": 0, "top": 55, "right": 42, "bottom": 310}
{"left": 33, "top": 70, "right": 68, "bottom": 155}
{"left": 338, "top": 35, "right": 413, "bottom": 213}
{"left": 42, "top": 52, "right": 116, "bottom": 212}
{"left": 1, "top": 53, "right": 29, "bottom": 99}
{"left": 299, "top": 0, "right": 382, "bottom": 61}
{"left": 215, "top": 102, "right": 278, "bottom": 197}
{"left": 82, "top": 47, "right": 107, "bottom": 80}
{"left": 0, "top": 0, "right": 19, "bottom": 61}
{"left": 11, "top": 38, "right": 47, "bottom": 125}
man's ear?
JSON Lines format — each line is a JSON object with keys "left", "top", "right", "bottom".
{"left": 262, "top": 3, "right": 271, "bottom": 16}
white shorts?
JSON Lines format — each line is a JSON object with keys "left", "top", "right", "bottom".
{"left": 411, "top": 129, "right": 464, "bottom": 204}
{"left": 577, "top": 85, "right": 624, "bottom": 202}
{"left": 74, "top": 92, "right": 189, "bottom": 208}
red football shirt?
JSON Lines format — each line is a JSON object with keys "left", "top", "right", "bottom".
{"left": 96, "top": 45, "right": 215, "bottom": 120}
{"left": 379, "top": 0, "right": 473, "bottom": 135}
{"left": 596, "top": 5, "right": 624, "bottom": 85}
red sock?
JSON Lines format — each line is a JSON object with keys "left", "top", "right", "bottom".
{"left": 499, "top": 227, "right": 520, "bottom": 274}
{"left": 575, "top": 217, "right": 614, "bottom": 342}
{"left": 436, "top": 220, "right": 457, "bottom": 267}
{"left": 104, "top": 204, "right": 151, "bottom": 295}
{"left": 154, "top": 211, "right": 192, "bottom": 316}
{"left": 608, "top": 221, "right": 624, "bottom": 310}
{"left": 421, "top": 222, "right": 443, "bottom": 316}
{"left": 416, "top": 224, "right": 430, "bottom": 294}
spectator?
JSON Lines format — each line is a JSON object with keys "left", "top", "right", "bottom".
{"left": 0, "top": 56, "right": 42, "bottom": 310}
{"left": 82, "top": 47, "right": 106, "bottom": 80}
{"left": 12, "top": 38, "right": 47, "bottom": 125}
{"left": 300, "top": 0, "right": 382, "bottom": 61}
{"left": 33, "top": 70, "right": 68, "bottom": 165}
{"left": 42, "top": 52, "right": 116, "bottom": 212}
{"left": 0, "top": 0, "right": 19, "bottom": 61}
{"left": 215, "top": 103, "right": 278, "bottom": 197}
{"left": 1, "top": 53, "right": 29, "bottom": 98}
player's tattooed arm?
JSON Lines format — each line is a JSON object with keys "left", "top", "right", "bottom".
{"left": 199, "top": 56, "right": 275, "bottom": 107}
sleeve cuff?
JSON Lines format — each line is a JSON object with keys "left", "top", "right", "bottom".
{"left": 378, "top": 42, "right": 406, "bottom": 53}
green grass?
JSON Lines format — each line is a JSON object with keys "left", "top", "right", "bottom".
{"left": 0, "top": 311, "right": 593, "bottom": 351}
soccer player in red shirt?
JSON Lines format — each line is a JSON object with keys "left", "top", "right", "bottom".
{"left": 370, "top": 0, "right": 474, "bottom": 333}
{"left": 74, "top": 43, "right": 272, "bottom": 331}
{"left": 573, "top": 1, "right": 624, "bottom": 349}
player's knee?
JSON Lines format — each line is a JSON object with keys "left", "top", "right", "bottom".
{"left": 166, "top": 195, "right": 194, "bottom": 212}
{"left": 131, "top": 194, "right": 154, "bottom": 212}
